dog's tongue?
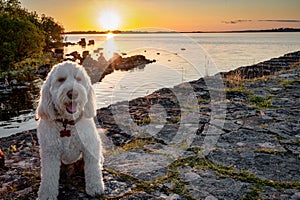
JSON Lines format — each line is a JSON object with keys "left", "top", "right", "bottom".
{"left": 66, "top": 103, "right": 77, "bottom": 114}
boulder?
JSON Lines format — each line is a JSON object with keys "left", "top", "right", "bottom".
{"left": 78, "top": 38, "right": 86, "bottom": 46}
{"left": 88, "top": 40, "right": 95, "bottom": 45}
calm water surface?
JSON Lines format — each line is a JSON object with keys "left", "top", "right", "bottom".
{"left": 1, "top": 32, "right": 300, "bottom": 137}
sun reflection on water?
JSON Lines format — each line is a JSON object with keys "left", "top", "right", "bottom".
{"left": 103, "top": 33, "right": 117, "bottom": 60}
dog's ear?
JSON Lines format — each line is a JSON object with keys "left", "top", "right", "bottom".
{"left": 84, "top": 73, "right": 97, "bottom": 118}
{"left": 36, "top": 71, "right": 56, "bottom": 120}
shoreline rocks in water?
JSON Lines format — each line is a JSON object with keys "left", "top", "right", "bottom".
{"left": 65, "top": 50, "right": 156, "bottom": 83}
{"left": 0, "top": 51, "right": 300, "bottom": 199}
{"left": 0, "top": 49, "right": 155, "bottom": 91}
{"left": 220, "top": 51, "right": 300, "bottom": 79}
{"left": 0, "top": 52, "right": 155, "bottom": 123}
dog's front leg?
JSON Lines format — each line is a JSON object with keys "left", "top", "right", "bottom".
{"left": 38, "top": 150, "right": 61, "bottom": 200}
{"left": 83, "top": 149, "right": 104, "bottom": 196}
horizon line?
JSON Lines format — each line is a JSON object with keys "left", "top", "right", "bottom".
{"left": 64, "top": 27, "right": 300, "bottom": 34}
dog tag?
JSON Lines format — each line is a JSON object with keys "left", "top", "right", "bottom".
{"left": 60, "top": 129, "right": 71, "bottom": 137}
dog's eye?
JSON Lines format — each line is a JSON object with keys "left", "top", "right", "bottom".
{"left": 75, "top": 77, "right": 82, "bottom": 82}
{"left": 57, "top": 77, "right": 66, "bottom": 82}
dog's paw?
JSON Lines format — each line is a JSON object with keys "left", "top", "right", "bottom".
{"left": 38, "top": 187, "right": 58, "bottom": 200}
{"left": 37, "top": 193, "right": 57, "bottom": 200}
{"left": 86, "top": 181, "right": 105, "bottom": 197}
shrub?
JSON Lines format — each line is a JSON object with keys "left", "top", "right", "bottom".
{"left": 0, "top": 0, "right": 64, "bottom": 71}
{"left": 0, "top": 14, "right": 45, "bottom": 70}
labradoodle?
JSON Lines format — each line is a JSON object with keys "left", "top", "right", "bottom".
{"left": 36, "top": 61, "right": 104, "bottom": 199}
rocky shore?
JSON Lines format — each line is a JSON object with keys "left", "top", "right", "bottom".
{"left": 0, "top": 52, "right": 154, "bottom": 124}
{"left": 0, "top": 51, "right": 300, "bottom": 199}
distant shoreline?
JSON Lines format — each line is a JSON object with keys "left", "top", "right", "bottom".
{"left": 64, "top": 28, "right": 300, "bottom": 35}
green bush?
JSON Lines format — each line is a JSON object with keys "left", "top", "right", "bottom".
{"left": 0, "top": 0, "right": 64, "bottom": 71}
{"left": 0, "top": 14, "right": 45, "bottom": 70}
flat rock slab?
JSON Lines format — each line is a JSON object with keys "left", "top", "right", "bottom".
{"left": 215, "top": 128, "right": 286, "bottom": 152}
{"left": 208, "top": 150, "right": 300, "bottom": 182}
{"left": 260, "top": 187, "right": 300, "bottom": 200}
{"left": 144, "top": 143, "right": 195, "bottom": 159}
{"left": 58, "top": 170, "right": 133, "bottom": 199}
{"left": 104, "top": 149, "right": 170, "bottom": 181}
{"left": 179, "top": 166, "right": 252, "bottom": 200}
{"left": 265, "top": 119, "right": 300, "bottom": 140}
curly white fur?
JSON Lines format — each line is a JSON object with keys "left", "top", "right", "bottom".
{"left": 36, "top": 61, "right": 104, "bottom": 199}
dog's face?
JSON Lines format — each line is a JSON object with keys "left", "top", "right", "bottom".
{"left": 50, "top": 63, "right": 89, "bottom": 119}
{"left": 37, "top": 62, "right": 96, "bottom": 120}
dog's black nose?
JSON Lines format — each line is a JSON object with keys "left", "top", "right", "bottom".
{"left": 67, "top": 89, "right": 78, "bottom": 99}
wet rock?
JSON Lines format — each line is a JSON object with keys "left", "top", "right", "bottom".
{"left": 64, "top": 42, "right": 76, "bottom": 46}
{"left": 82, "top": 50, "right": 89, "bottom": 61}
{"left": 83, "top": 53, "right": 155, "bottom": 82}
{"left": 78, "top": 38, "right": 86, "bottom": 46}
{"left": 65, "top": 51, "right": 82, "bottom": 63}
{"left": 54, "top": 49, "right": 64, "bottom": 60}
{"left": 112, "top": 55, "right": 155, "bottom": 72}
{"left": 88, "top": 40, "right": 95, "bottom": 45}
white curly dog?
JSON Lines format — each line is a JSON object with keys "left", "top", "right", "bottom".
{"left": 36, "top": 61, "right": 104, "bottom": 199}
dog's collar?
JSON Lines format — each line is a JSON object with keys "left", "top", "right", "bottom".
{"left": 55, "top": 113, "right": 82, "bottom": 137}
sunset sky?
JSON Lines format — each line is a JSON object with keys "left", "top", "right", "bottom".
{"left": 20, "top": 0, "right": 300, "bottom": 32}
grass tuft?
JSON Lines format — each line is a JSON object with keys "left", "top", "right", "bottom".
{"left": 248, "top": 95, "right": 273, "bottom": 109}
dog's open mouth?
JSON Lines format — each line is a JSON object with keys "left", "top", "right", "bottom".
{"left": 66, "top": 102, "right": 78, "bottom": 114}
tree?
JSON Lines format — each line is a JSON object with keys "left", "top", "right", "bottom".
{"left": 40, "top": 15, "right": 64, "bottom": 51}
{"left": 0, "top": 0, "right": 64, "bottom": 70}
{"left": 0, "top": 14, "right": 45, "bottom": 70}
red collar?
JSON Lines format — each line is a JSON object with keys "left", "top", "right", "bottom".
{"left": 55, "top": 114, "right": 82, "bottom": 137}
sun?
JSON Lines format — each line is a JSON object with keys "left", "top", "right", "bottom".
{"left": 99, "top": 10, "right": 120, "bottom": 31}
